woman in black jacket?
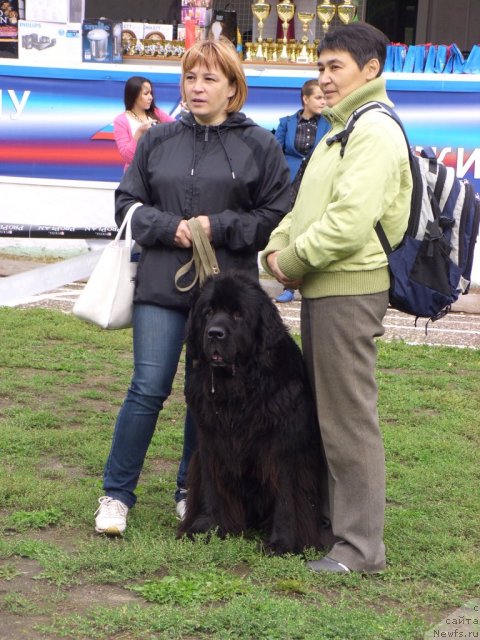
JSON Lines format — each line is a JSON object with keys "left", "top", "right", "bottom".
{"left": 94, "top": 38, "right": 291, "bottom": 535}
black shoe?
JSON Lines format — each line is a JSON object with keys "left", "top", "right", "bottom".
{"left": 307, "top": 556, "right": 350, "bottom": 574}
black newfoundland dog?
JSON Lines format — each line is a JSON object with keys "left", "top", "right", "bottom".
{"left": 177, "top": 272, "right": 332, "bottom": 555}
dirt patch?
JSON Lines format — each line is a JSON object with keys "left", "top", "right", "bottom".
{"left": 3, "top": 528, "right": 80, "bottom": 556}
{"left": 0, "top": 557, "right": 45, "bottom": 589}
{"left": 146, "top": 458, "right": 178, "bottom": 475}
{"left": 413, "top": 408, "right": 440, "bottom": 418}
{"left": 0, "top": 557, "right": 60, "bottom": 640}
{"left": 0, "top": 556, "right": 145, "bottom": 640}
{"left": 58, "top": 583, "right": 142, "bottom": 610}
{"left": 36, "top": 457, "right": 86, "bottom": 480}
{"left": 0, "top": 612, "right": 57, "bottom": 640}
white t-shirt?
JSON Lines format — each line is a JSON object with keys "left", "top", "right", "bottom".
{"left": 125, "top": 111, "right": 155, "bottom": 135}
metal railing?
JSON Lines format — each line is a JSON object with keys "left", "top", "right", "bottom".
{"left": 0, "top": 223, "right": 118, "bottom": 240}
{"left": 0, "top": 224, "right": 120, "bottom": 306}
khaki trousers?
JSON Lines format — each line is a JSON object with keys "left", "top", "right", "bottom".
{"left": 301, "top": 292, "right": 389, "bottom": 573}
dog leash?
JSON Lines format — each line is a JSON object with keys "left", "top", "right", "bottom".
{"left": 174, "top": 218, "right": 220, "bottom": 292}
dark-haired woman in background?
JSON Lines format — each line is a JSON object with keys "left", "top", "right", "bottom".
{"left": 113, "top": 75, "right": 174, "bottom": 171}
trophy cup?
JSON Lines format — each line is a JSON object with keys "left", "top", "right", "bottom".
{"left": 296, "top": 11, "right": 314, "bottom": 63}
{"left": 276, "top": 0, "right": 296, "bottom": 62}
{"left": 337, "top": 0, "right": 357, "bottom": 24}
{"left": 316, "top": 0, "right": 336, "bottom": 33}
{"left": 251, "top": 2, "right": 271, "bottom": 61}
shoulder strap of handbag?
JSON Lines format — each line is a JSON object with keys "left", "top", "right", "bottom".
{"left": 175, "top": 218, "right": 220, "bottom": 292}
{"left": 115, "top": 202, "right": 143, "bottom": 245}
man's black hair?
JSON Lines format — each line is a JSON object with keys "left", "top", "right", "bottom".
{"left": 317, "top": 22, "right": 390, "bottom": 75}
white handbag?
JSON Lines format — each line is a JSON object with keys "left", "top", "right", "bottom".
{"left": 73, "top": 203, "right": 142, "bottom": 330}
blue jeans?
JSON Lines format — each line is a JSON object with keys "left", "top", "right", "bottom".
{"left": 103, "top": 303, "right": 197, "bottom": 509}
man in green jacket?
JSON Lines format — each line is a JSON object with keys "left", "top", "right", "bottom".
{"left": 261, "top": 22, "right": 412, "bottom": 574}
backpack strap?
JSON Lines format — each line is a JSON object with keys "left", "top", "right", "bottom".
{"left": 374, "top": 219, "right": 393, "bottom": 256}
{"left": 326, "top": 101, "right": 392, "bottom": 157}
{"left": 326, "top": 100, "right": 416, "bottom": 254}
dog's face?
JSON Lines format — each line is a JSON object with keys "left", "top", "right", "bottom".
{"left": 188, "top": 272, "right": 286, "bottom": 370}
{"left": 202, "top": 305, "right": 252, "bottom": 368}
{"left": 198, "top": 277, "right": 258, "bottom": 369}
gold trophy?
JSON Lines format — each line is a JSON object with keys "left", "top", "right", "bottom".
{"left": 276, "top": 0, "right": 296, "bottom": 62}
{"left": 337, "top": 0, "right": 357, "bottom": 24}
{"left": 251, "top": 1, "right": 271, "bottom": 60}
{"left": 296, "top": 11, "right": 314, "bottom": 63}
{"left": 316, "top": 0, "right": 336, "bottom": 33}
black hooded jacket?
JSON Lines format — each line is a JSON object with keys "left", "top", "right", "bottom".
{"left": 115, "top": 112, "right": 291, "bottom": 311}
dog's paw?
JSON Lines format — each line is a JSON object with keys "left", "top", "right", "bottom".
{"left": 262, "top": 538, "right": 294, "bottom": 556}
{"left": 177, "top": 514, "right": 218, "bottom": 538}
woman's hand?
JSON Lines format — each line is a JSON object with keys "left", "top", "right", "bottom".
{"left": 174, "top": 220, "right": 193, "bottom": 248}
{"left": 267, "top": 251, "right": 302, "bottom": 288}
{"left": 134, "top": 122, "right": 153, "bottom": 141}
{"left": 195, "top": 215, "right": 212, "bottom": 240}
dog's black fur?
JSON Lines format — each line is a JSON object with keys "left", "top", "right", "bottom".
{"left": 177, "top": 272, "right": 332, "bottom": 555}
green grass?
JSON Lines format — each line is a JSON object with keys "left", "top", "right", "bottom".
{"left": 0, "top": 307, "right": 479, "bottom": 639}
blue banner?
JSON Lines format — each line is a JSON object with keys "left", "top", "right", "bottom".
{"left": 0, "top": 65, "right": 479, "bottom": 192}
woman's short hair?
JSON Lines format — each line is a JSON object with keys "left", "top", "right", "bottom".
{"left": 124, "top": 76, "right": 159, "bottom": 119}
{"left": 181, "top": 37, "right": 248, "bottom": 113}
{"left": 317, "top": 22, "right": 389, "bottom": 75}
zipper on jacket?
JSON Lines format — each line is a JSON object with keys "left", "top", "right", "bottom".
{"left": 205, "top": 126, "right": 209, "bottom": 142}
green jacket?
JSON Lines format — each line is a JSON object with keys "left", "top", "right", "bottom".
{"left": 261, "top": 77, "right": 412, "bottom": 299}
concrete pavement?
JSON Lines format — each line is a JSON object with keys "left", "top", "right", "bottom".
{"left": 1, "top": 255, "right": 479, "bottom": 349}
{"left": 261, "top": 273, "right": 480, "bottom": 315}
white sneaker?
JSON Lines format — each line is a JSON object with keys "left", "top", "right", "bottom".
{"left": 94, "top": 496, "right": 129, "bottom": 536}
{"left": 176, "top": 498, "right": 187, "bottom": 520}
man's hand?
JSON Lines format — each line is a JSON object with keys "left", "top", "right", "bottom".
{"left": 267, "top": 251, "right": 302, "bottom": 288}
{"left": 174, "top": 220, "right": 193, "bottom": 248}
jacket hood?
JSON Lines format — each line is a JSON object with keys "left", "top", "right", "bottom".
{"left": 179, "top": 111, "right": 257, "bottom": 131}
{"left": 179, "top": 111, "right": 257, "bottom": 179}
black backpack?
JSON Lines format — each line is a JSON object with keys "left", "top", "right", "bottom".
{"left": 326, "top": 101, "right": 480, "bottom": 323}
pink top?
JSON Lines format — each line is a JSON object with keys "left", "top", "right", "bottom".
{"left": 113, "top": 107, "right": 174, "bottom": 171}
